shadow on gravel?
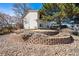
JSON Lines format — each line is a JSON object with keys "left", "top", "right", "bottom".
{"left": 43, "top": 31, "right": 59, "bottom": 36}
{"left": 50, "top": 36, "right": 74, "bottom": 45}
{"left": 70, "top": 36, "right": 74, "bottom": 43}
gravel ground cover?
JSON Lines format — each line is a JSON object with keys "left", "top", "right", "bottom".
{"left": 0, "top": 28, "right": 79, "bottom": 56}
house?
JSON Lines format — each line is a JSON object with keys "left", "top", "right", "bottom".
{"left": 23, "top": 10, "right": 59, "bottom": 29}
{"left": 23, "top": 10, "right": 48, "bottom": 29}
{"left": 23, "top": 10, "right": 39, "bottom": 29}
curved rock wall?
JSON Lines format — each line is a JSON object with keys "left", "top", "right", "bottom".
{"left": 25, "top": 33, "right": 74, "bottom": 45}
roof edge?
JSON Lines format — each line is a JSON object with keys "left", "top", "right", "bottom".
{"left": 27, "top": 10, "right": 38, "bottom": 12}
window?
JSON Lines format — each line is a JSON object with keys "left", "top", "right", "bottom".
{"left": 39, "top": 24, "right": 43, "bottom": 27}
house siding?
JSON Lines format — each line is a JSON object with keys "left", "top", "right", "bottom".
{"left": 23, "top": 10, "right": 38, "bottom": 29}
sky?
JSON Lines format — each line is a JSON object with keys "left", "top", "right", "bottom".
{"left": 0, "top": 3, "right": 42, "bottom": 16}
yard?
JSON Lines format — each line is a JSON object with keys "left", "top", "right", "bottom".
{"left": 0, "top": 28, "right": 79, "bottom": 56}
{"left": 0, "top": 3, "right": 79, "bottom": 56}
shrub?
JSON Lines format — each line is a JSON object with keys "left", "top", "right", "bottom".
{"left": 0, "top": 26, "right": 13, "bottom": 35}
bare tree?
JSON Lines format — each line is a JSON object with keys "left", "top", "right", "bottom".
{"left": 0, "top": 13, "right": 10, "bottom": 28}
{"left": 13, "top": 3, "right": 31, "bottom": 28}
{"left": 13, "top": 3, "right": 31, "bottom": 18}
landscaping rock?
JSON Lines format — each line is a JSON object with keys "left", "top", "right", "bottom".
{"left": 0, "top": 29, "right": 77, "bottom": 56}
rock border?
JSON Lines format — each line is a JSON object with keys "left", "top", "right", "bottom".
{"left": 25, "top": 33, "right": 74, "bottom": 45}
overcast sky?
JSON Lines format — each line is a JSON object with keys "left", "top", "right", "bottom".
{"left": 0, "top": 3, "right": 42, "bottom": 16}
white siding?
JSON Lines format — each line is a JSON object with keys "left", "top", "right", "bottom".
{"left": 23, "top": 11, "right": 38, "bottom": 29}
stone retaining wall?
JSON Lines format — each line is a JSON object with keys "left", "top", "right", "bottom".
{"left": 25, "top": 33, "right": 74, "bottom": 45}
